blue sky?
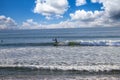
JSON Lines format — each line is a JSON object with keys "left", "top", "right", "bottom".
{"left": 0, "top": 0, "right": 120, "bottom": 29}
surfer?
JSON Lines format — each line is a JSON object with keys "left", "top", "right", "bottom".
{"left": 52, "top": 38, "right": 58, "bottom": 46}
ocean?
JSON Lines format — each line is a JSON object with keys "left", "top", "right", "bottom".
{"left": 0, "top": 27, "right": 120, "bottom": 80}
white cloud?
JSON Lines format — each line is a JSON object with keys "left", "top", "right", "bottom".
{"left": 1, "top": 0, "right": 120, "bottom": 30}
{"left": 20, "top": 18, "right": 120, "bottom": 29}
{"left": 21, "top": 19, "right": 43, "bottom": 29}
{"left": 76, "top": 0, "right": 86, "bottom": 6}
{"left": 91, "top": 0, "right": 100, "bottom": 3}
{"left": 70, "top": 10, "right": 104, "bottom": 21}
{"left": 69, "top": 0, "right": 120, "bottom": 27}
{"left": 21, "top": 19, "right": 84, "bottom": 29}
{"left": 21, "top": 19, "right": 76, "bottom": 29}
{"left": 91, "top": 0, "right": 120, "bottom": 19}
{"left": 0, "top": 15, "right": 17, "bottom": 29}
{"left": 34, "top": 0, "right": 69, "bottom": 19}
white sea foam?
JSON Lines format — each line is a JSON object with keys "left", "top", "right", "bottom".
{"left": 0, "top": 64, "right": 120, "bottom": 72}
{"left": 0, "top": 46, "right": 120, "bottom": 73}
{"left": 0, "top": 40, "right": 120, "bottom": 46}
{"left": 63, "top": 40, "right": 120, "bottom": 46}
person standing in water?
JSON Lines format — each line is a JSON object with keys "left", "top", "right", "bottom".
{"left": 53, "top": 38, "right": 58, "bottom": 46}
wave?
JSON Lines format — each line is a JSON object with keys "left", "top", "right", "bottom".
{"left": 67, "top": 40, "right": 120, "bottom": 46}
{"left": 0, "top": 65, "right": 120, "bottom": 75}
{"left": 0, "top": 40, "right": 120, "bottom": 46}
{"left": 0, "top": 42, "right": 53, "bottom": 46}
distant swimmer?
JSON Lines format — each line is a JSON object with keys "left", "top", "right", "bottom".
{"left": 1, "top": 40, "right": 3, "bottom": 43}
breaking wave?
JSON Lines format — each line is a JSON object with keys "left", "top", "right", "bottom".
{"left": 0, "top": 65, "right": 120, "bottom": 75}
{"left": 0, "top": 40, "right": 120, "bottom": 46}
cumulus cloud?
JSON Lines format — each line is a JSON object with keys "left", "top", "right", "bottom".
{"left": 91, "top": 0, "right": 100, "bottom": 3}
{"left": 76, "top": 0, "right": 86, "bottom": 6}
{"left": 0, "top": 15, "right": 17, "bottom": 29}
{"left": 22, "top": 19, "right": 108, "bottom": 29}
{"left": 1, "top": 0, "right": 120, "bottom": 30}
{"left": 69, "top": 0, "right": 120, "bottom": 27}
{"left": 34, "top": 0, "right": 69, "bottom": 19}
{"left": 21, "top": 19, "right": 43, "bottom": 29}
{"left": 91, "top": 0, "right": 120, "bottom": 20}
{"left": 70, "top": 10, "right": 104, "bottom": 21}
{"left": 21, "top": 19, "right": 77, "bottom": 29}
{"left": 21, "top": 19, "right": 86, "bottom": 29}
